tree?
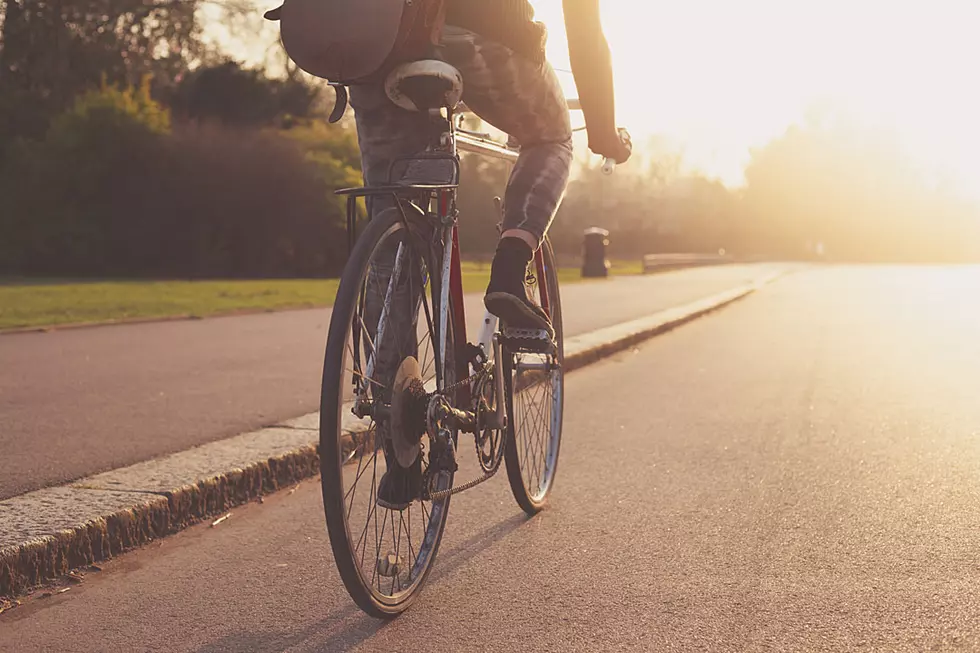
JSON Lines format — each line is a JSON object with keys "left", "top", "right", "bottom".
{"left": 169, "top": 60, "right": 321, "bottom": 127}
{"left": 0, "top": 78, "right": 172, "bottom": 274}
{"left": 0, "top": 0, "right": 201, "bottom": 149}
{"left": 737, "top": 111, "right": 978, "bottom": 262}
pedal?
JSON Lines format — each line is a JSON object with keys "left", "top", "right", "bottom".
{"left": 500, "top": 327, "right": 555, "bottom": 354}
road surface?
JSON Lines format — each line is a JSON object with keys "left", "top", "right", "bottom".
{"left": 0, "top": 265, "right": 779, "bottom": 499}
{"left": 3, "top": 265, "right": 980, "bottom": 651}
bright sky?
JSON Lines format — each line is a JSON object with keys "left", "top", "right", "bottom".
{"left": 534, "top": 0, "right": 980, "bottom": 193}
{"left": 212, "top": 0, "right": 980, "bottom": 195}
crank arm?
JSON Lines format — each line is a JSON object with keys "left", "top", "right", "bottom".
{"left": 492, "top": 334, "right": 508, "bottom": 430}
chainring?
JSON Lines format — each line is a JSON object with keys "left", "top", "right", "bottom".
{"left": 474, "top": 373, "right": 504, "bottom": 473}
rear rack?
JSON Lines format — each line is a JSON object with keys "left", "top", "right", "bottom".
{"left": 334, "top": 183, "right": 457, "bottom": 198}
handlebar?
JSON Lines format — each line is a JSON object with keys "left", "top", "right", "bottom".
{"left": 566, "top": 98, "right": 630, "bottom": 175}
{"left": 457, "top": 101, "right": 629, "bottom": 176}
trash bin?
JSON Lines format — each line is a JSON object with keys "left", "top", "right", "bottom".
{"left": 581, "top": 227, "right": 610, "bottom": 278}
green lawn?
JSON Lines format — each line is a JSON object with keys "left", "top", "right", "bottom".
{"left": 0, "top": 279, "right": 343, "bottom": 330}
{"left": 0, "top": 261, "right": 641, "bottom": 330}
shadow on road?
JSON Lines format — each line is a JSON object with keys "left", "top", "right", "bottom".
{"left": 193, "top": 511, "right": 530, "bottom": 652}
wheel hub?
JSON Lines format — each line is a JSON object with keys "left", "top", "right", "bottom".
{"left": 390, "top": 357, "right": 429, "bottom": 469}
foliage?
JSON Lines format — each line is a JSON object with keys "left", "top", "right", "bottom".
{"left": 0, "top": 0, "right": 201, "bottom": 147}
{"left": 4, "top": 23, "right": 980, "bottom": 282}
{"left": 169, "top": 60, "right": 322, "bottom": 127}
{"left": 740, "top": 113, "right": 980, "bottom": 262}
{"left": 0, "top": 79, "right": 360, "bottom": 278}
{"left": 551, "top": 157, "right": 733, "bottom": 262}
{"left": 52, "top": 76, "right": 173, "bottom": 138}
{"left": 283, "top": 119, "right": 362, "bottom": 182}
{"left": 455, "top": 152, "right": 513, "bottom": 259}
{"left": 0, "top": 80, "right": 171, "bottom": 274}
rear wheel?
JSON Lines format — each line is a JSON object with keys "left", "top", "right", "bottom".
{"left": 503, "top": 238, "right": 565, "bottom": 515}
{"left": 319, "top": 207, "right": 457, "bottom": 618}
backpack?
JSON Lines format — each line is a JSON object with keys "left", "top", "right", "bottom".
{"left": 264, "top": 0, "right": 447, "bottom": 86}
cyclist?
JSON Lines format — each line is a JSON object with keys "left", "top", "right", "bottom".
{"left": 271, "top": 0, "right": 631, "bottom": 509}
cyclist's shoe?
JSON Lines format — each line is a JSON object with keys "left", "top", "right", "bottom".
{"left": 377, "top": 453, "right": 423, "bottom": 511}
{"left": 484, "top": 237, "right": 555, "bottom": 340}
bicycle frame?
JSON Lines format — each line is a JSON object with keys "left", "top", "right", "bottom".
{"left": 337, "top": 106, "right": 557, "bottom": 431}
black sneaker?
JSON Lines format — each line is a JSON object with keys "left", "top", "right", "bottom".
{"left": 484, "top": 238, "right": 555, "bottom": 340}
{"left": 377, "top": 454, "right": 423, "bottom": 511}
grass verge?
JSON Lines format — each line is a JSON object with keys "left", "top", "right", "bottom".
{"left": 0, "top": 279, "right": 342, "bottom": 330}
{"left": 0, "top": 261, "right": 641, "bottom": 331}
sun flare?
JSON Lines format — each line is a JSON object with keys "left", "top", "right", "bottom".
{"left": 532, "top": 0, "right": 980, "bottom": 195}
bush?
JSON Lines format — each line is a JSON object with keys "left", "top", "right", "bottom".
{"left": 141, "top": 123, "right": 352, "bottom": 278}
{"left": 0, "top": 78, "right": 170, "bottom": 274}
{"left": 170, "top": 61, "right": 321, "bottom": 127}
{"left": 1, "top": 79, "right": 360, "bottom": 278}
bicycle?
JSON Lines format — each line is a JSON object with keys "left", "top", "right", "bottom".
{"left": 318, "top": 59, "right": 619, "bottom": 618}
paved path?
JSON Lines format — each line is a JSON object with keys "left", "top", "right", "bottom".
{"left": 0, "top": 264, "right": 781, "bottom": 500}
{"left": 4, "top": 265, "right": 980, "bottom": 651}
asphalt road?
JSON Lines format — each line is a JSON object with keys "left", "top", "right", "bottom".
{"left": 0, "top": 264, "right": 779, "bottom": 500}
{"left": 4, "top": 264, "right": 980, "bottom": 651}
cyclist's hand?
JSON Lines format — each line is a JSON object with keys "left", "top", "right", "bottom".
{"left": 590, "top": 128, "right": 632, "bottom": 164}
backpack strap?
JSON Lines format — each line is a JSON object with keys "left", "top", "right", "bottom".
{"left": 328, "top": 84, "right": 349, "bottom": 124}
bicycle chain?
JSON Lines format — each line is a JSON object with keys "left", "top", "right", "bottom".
{"left": 426, "top": 361, "right": 506, "bottom": 501}
{"left": 438, "top": 359, "right": 492, "bottom": 398}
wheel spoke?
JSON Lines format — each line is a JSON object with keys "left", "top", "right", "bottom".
{"left": 520, "top": 381, "right": 547, "bottom": 489}
{"left": 406, "top": 503, "right": 416, "bottom": 573}
{"left": 345, "top": 366, "right": 387, "bottom": 391}
{"left": 527, "top": 383, "right": 550, "bottom": 486}
{"left": 530, "top": 383, "right": 552, "bottom": 491}
{"left": 419, "top": 328, "right": 435, "bottom": 379}
{"left": 355, "top": 312, "right": 377, "bottom": 358}
{"left": 345, "top": 442, "right": 374, "bottom": 515}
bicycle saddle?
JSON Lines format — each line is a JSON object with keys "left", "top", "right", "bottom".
{"left": 385, "top": 60, "right": 463, "bottom": 112}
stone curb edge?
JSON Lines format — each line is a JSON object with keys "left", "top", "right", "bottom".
{"left": 0, "top": 272, "right": 781, "bottom": 599}
{"left": 562, "top": 273, "right": 777, "bottom": 374}
{"left": 1, "top": 444, "right": 320, "bottom": 599}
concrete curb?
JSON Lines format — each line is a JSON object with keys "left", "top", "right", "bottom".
{"left": 0, "top": 271, "right": 781, "bottom": 598}
{"left": 562, "top": 273, "right": 778, "bottom": 373}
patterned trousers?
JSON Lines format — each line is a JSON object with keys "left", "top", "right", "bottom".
{"left": 349, "top": 25, "right": 574, "bottom": 247}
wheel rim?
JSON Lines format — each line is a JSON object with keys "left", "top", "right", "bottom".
{"left": 326, "top": 220, "right": 453, "bottom": 606}
{"left": 510, "top": 351, "right": 563, "bottom": 503}
{"left": 509, "top": 255, "right": 564, "bottom": 505}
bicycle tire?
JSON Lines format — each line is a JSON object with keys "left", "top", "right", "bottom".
{"left": 502, "top": 238, "right": 565, "bottom": 515}
{"left": 319, "top": 207, "right": 457, "bottom": 618}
